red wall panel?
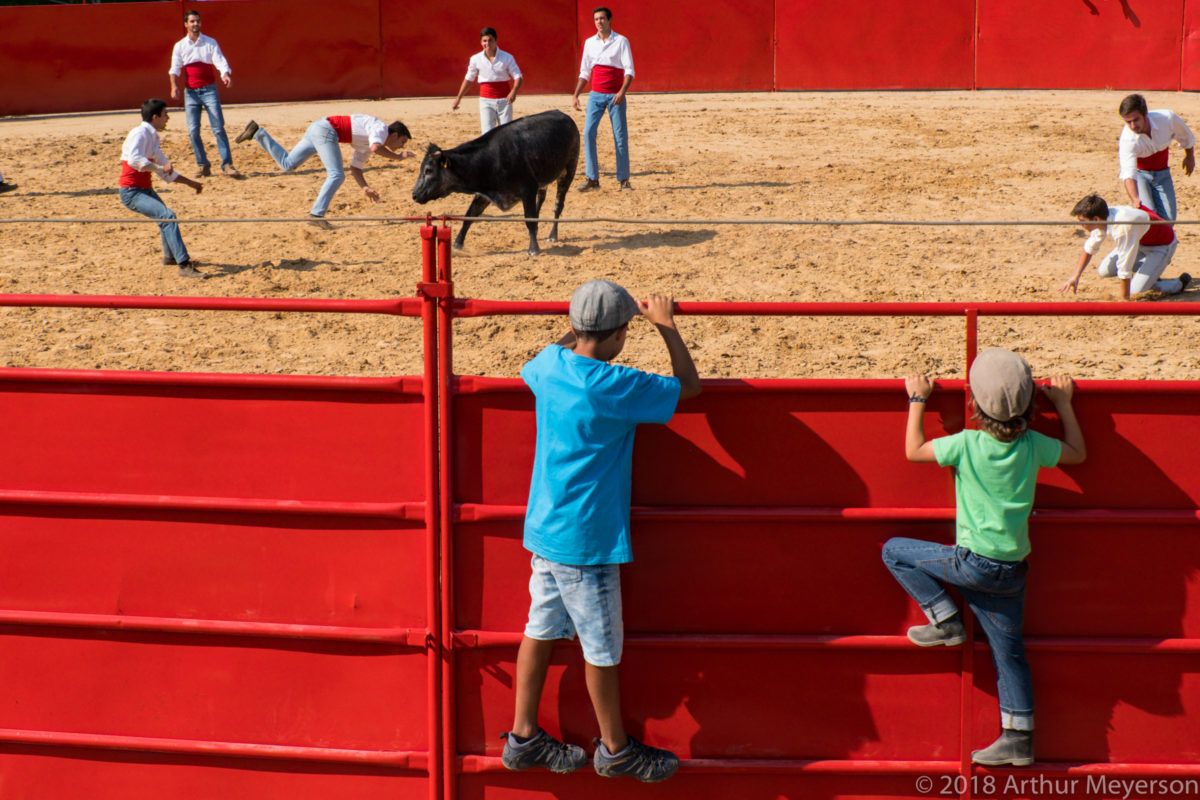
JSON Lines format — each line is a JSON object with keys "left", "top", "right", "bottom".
{"left": 776, "top": 0, "right": 975, "bottom": 90}
{"left": 0, "top": 0, "right": 382, "bottom": 116}
{"left": 382, "top": 0, "right": 577, "bottom": 99}
{"left": 171, "top": 0, "right": 383, "bottom": 105}
{"left": 0, "top": 3, "right": 179, "bottom": 117}
{"left": 0, "top": 380, "right": 424, "bottom": 502}
{"left": 1182, "top": 1, "right": 1200, "bottom": 90}
{"left": 977, "top": 0, "right": 1185, "bottom": 90}
{"left": 572, "top": 0, "right": 774, "bottom": 93}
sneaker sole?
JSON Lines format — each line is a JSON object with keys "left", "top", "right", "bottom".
{"left": 907, "top": 630, "right": 966, "bottom": 647}
{"left": 972, "top": 754, "right": 1034, "bottom": 767}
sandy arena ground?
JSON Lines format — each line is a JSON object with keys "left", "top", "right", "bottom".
{"left": 2, "top": 91, "right": 1199, "bottom": 380}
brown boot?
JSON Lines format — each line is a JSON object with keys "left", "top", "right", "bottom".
{"left": 197, "top": 165, "right": 212, "bottom": 178}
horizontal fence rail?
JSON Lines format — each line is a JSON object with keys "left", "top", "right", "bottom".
{"left": 2, "top": 223, "right": 1199, "bottom": 800}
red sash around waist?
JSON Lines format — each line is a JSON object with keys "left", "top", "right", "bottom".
{"left": 1139, "top": 205, "right": 1175, "bottom": 246}
{"left": 183, "top": 62, "right": 215, "bottom": 89}
{"left": 591, "top": 64, "right": 626, "bottom": 94}
{"left": 119, "top": 161, "right": 152, "bottom": 189}
{"left": 326, "top": 116, "right": 352, "bottom": 144}
{"left": 1136, "top": 148, "right": 1170, "bottom": 172}
{"left": 479, "top": 80, "right": 511, "bottom": 99}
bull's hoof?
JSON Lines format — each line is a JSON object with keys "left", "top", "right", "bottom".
{"left": 452, "top": 241, "right": 464, "bottom": 251}
{"left": 547, "top": 235, "right": 559, "bottom": 243}
{"left": 527, "top": 248, "right": 541, "bottom": 258}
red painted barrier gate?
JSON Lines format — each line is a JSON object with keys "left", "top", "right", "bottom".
{"left": 0, "top": 224, "right": 1198, "bottom": 800}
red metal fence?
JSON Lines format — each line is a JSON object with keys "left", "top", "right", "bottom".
{"left": 0, "top": 223, "right": 1198, "bottom": 799}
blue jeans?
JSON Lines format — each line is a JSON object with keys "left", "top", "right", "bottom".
{"left": 119, "top": 187, "right": 188, "bottom": 264}
{"left": 255, "top": 120, "right": 343, "bottom": 218}
{"left": 881, "top": 537, "right": 1033, "bottom": 731}
{"left": 1135, "top": 167, "right": 1176, "bottom": 221}
{"left": 524, "top": 554, "right": 623, "bottom": 667}
{"left": 185, "top": 84, "right": 232, "bottom": 169}
{"left": 584, "top": 91, "right": 630, "bottom": 182}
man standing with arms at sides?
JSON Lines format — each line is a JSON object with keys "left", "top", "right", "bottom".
{"left": 1117, "top": 93, "right": 1194, "bottom": 221}
{"left": 572, "top": 7, "right": 634, "bottom": 192}
{"left": 170, "top": 9, "right": 240, "bottom": 179}
{"left": 451, "top": 27, "right": 524, "bottom": 135}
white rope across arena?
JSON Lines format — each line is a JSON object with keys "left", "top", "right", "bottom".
{"left": 0, "top": 216, "right": 1188, "bottom": 226}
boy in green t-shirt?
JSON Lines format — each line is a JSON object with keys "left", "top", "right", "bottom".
{"left": 882, "top": 348, "right": 1086, "bottom": 766}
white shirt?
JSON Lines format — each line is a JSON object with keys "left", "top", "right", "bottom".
{"left": 120, "top": 121, "right": 178, "bottom": 183}
{"left": 169, "top": 33, "right": 231, "bottom": 77}
{"left": 1118, "top": 109, "right": 1195, "bottom": 180}
{"left": 465, "top": 49, "right": 522, "bottom": 83}
{"left": 1083, "top": 206, "right": 1151, "bottom": 280}
{"left": 346, "top": 115, "right": 389, "bottom": 170}
{"left": 578, "top": 31, "right": 635, "bottom": 80}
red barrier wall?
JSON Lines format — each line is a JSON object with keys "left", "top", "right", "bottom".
{"left": 3, "top": 270, "right": 1200, "bottom": 798}
{"left": 977, "top": 0, "right": 1186, "bottom": 90}
{"left": 449, "top": 377, "right": 1200, "bottom": 798}
{"left": 9, "top": 0, "right": 1200, "bottom": 115}
{"left": 383, "top": 0, "right": 576, "bottom": 99}
{"left": 0, "top": 0, "right": 383, "bottom": 116}
{"left": 776, "top": 0, "right": 975, "bottom": 90}
{"left": 573, "top": 0, "right": 775, "bottom": 93}
{"left": 0, "top": 372, "right": 435, "bottom": 798}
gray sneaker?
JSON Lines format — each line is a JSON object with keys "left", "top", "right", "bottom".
{"left": 907, "top": 616, "right": 966, "bottom": 647}
{"left": 593, "top": 736, "right": 679, "bottom": 782}
{"left": 972, "top": 729, "right": 1034, "bottom": 767}
{"left": 500, "top": 729, "right": 587, "bottom": 774}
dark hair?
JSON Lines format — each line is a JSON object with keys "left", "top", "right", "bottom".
{"left": 575, "top": 324, "right": 624, "bottom": 343}
{"left": 593, "top": 6, "right": 612, "bottom": 20}
{"left": 388, "top": 121, "right": 411, "bottom": 139}
{"left": 1072, "top": 193, "right": 1108, "bottom": 220}
{"left": 141, "top": 98, "right": 168, "bottom": 122}
{"left": 970, "top": 393, "right": 1033, "bottom": 443}
{"left": 1119, "top": 93, "right": 1148, "bottom": 117}
{"left": 480, "top": 27, "right": 497, "bottom": 39}
{"left": 184, "top": 9, "right": 200, "bottom": 21}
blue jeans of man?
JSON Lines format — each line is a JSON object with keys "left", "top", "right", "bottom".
{"left": 255, "top": 120, "right": 343, "bottom": 218}
{"left": 881, "top": 537, "right": 1033, "bottom": 731}
{"left": 185, "top": 84, "right": 232, "bottom": 169}
{"left": 584, "top": 91, "right": 630, "bottom": 182}
{"left": 1135, "top": 167, "right": 1176, "bottom": 221}
{"left": 119, "top": 187, "right": 188, "bottom": 264}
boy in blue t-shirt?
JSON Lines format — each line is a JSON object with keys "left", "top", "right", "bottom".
{"left": 882, "top": 348, "right": 1086, "bottom": 767}
{"left": 501, "top": 279, "right": 700, "bottom": 783}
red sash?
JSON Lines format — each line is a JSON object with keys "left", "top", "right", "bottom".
{"left": 326, "top": 116, "right": 352, "bottom": 144}
{"left": 1136, "top": 148, "right": 1170, "bottom": 172}
{"left": 118, "top": 161, "right": 151, "bottom": 189}
{"left": 479, "top": 80, "right": 510, "bottom": 99}
{"left": 1139, "top": 205, "right": 1175, "bottom": 246}
{"left": 591, "top": 64, "right": 625, "bottom": 94}
{"left": 183, "top": 62, "right": 215, "bottom": 89}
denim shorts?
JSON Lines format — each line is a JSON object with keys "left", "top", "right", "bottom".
{"left": 524, "top": 554, "right": 624, "bottom": 667}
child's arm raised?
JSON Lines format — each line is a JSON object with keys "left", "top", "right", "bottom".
{"left": 904, "top": 374, "right": 938, "bottom": 463}
{"left": 642, "top": 295, "right": 701, "bottom": 400}
{"left": 1042, "top": 375, "right": 1087, "bottom": 465}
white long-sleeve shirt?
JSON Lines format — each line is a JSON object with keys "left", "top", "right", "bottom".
{"left": 169, "top": 33, "right": 231, "bottom": 88}
{"left": 1082, "top": 205, "right": 1174, "bottom": 279}
{"left": 119, "top": 121, "right": 178, "bottom": 187}
{"left": 1118, "top": 109, "right": 1195, "bottom": 180}
{"left": 578, "top": 31, "right": 634, "bottom": 93}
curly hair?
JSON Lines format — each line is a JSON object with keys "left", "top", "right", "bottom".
{"left": 970, "top": 393, "right": 1034, "bottom": 443}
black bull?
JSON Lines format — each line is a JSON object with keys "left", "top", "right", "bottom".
{"left": 411, "top": 110, "right": 579, "bottom": 256}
